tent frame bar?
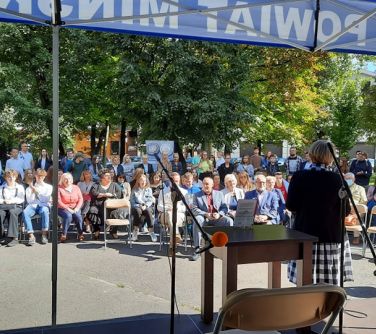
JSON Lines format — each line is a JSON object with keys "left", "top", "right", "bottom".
{"left": 315, "top": 5, "right": 376, "bottom": 51}
{"left": 0, "top": 7, "right": 47, "bottom": 24}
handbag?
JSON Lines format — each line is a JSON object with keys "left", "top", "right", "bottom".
{"left": 344, "top": 213, "right": 358, "bottom": 226}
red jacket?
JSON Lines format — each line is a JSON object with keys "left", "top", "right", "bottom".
{"left": 58, "top": 185, "right": 83, "bottom": 210}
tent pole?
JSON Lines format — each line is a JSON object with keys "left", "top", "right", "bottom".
{"left": 51, "top": 24, "right": 60, "bottom": 327}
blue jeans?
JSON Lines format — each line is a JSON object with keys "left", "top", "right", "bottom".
{"left": 58, "top": 208, "right": 83, "bottom": 235}
{"left": 23, "top": 205, "right": 50, "bottom": 233}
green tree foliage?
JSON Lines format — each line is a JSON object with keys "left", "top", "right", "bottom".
{"left": 359, "top": 82, "right": 376, "bottom": 143}
{"left": 115, "top": 37, "right": 254, "bottom": 151}
{"left": 319, "top": 55, "right": 364, "bottom": 154}
{"left": 241, "top": 48, "right": 330, "bottom": 147}
{"left": 0, "top": 23, "right": 372, "bottom": 157}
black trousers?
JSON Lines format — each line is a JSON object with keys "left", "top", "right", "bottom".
{"left": 0, "top": 206, "right": 23, "bottom": 239}
{"left": 131, "top": 207, "right": 154, "bottom": 229}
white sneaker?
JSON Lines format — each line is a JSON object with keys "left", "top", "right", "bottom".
{"left": 150, "top": 232, "right": 157, "bottom": 242}
{"left": 131, "top": 231, "right": 138, "bottom": 241}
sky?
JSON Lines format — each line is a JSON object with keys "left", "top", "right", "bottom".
{"left": 367, "top": 62, "right": 376, "bottom": 72}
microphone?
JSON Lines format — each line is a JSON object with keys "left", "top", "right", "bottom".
{"left": 195, "top": 231, "right": 228, "bottom": 254}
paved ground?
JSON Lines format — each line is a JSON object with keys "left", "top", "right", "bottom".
{"left": 0, "top": 231, "right": 375, "bottom": 333}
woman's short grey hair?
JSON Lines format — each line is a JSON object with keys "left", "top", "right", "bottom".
{"left": 224, "top": 173, "right": 237, "bottom": 186}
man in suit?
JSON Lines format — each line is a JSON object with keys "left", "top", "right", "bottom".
{"left": 190, "top": 177, "right": 232, "bottom": 261}
{"left": 137, "top": 154, "right": 154, "bottom": 176}
{"left": 245, "top": 174, "right": 279, "bottom": 224}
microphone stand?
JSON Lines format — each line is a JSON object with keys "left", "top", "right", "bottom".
{"left": 327, "top": 143, "right": 376, "bottom": 334}
{"left": 154, "top": 154, "right": 211, "bottom": 334}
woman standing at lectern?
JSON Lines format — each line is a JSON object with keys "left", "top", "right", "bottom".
{"left": 286, "top": 140, "right": 353, "bottom": 285}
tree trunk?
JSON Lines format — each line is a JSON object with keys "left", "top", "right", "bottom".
{"left": 120, "top": 118, "right": 127, "bottom": 162}
{"left": 90, "top": 124, "right": 97, "bottom": 157}
{"left": 102, "top": 120, "right": 109, "bottom": 166}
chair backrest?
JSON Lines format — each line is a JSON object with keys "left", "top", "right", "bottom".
{"left": 104, "top": 198, "right": 130, "bottom": 210}
{"left": 212, "top": 285, "right": 346, "bottom": 334}
{"left": 371, "top": 205, "right": 376, "bottom": 216}
{"left": 355, "top": 203, "right": 367, "bottom": 216}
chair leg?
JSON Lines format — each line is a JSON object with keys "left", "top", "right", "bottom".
{"left": 104, "top": 224, "right": 107, "bottom": 249}
{"left": 184, "top": 222, "right": 188, "bottom": 252}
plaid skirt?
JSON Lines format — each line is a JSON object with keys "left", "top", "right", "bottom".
{"left": 288, "top": 237, "right": 353, "bottom": 285}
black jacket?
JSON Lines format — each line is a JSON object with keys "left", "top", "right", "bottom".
{"left": 286, "top": 169, "right": 350, "bottom": 243}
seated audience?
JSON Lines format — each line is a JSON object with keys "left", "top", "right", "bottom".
{"left": 266, "top": 154, "right": 280, "bottom": 176}
{"left": 250, "top": 147, "right": 263, "bottom": 172}
{"left": 137, "top": 154, "right": 154, "bottom": 176}
{"left": 121, "top": 154, "right": 135, "bottom": 182}
{"left": 171, "top": 153, "right": 183, "bottom": 175}
{"left": 182, "top": 172, "right": 201, "bottom": 195}
{"left": 35, "top": 149, "right": 52, "bottom": 172}
{"left": 149, "top": 172, "right": 162, "bottom": 201}
{"left": 236, "top": 155, "right": 255, "bottom": 178}
{"left": 130, "top": 174, "right": 157, "bottom": 242}
{"left": 88, "top": 169, "right": 122, "bottom": 240}
{"left": 23, "top": 169, "right": 52, "bottom": 245}
{"left": 197, "top": 151, "right": 213, "bottom": 180}
{"left": 77, "top": 170, "right": 94, "bottom": 233}
{"left": 237, "top": 171, "right": 254, "bottom": 192}
{"left": 130, "top": 168, "right": 145, "bottom": 190}
{"left": 221, "top": 174, "right": 244, "bottom": 219}
{"left": 117, "top": 173, "right": 132, "bottom": 200}
{"left": 274, "top": 172, "right": 289, "bottom": 202}
{"left": 244, "top": 174, "right": 279, "bottom": 224}
{"left": 108, "top": 155, "right": 124, "bottom": 179}
{"left": 213, "top": 173, "right": 224, "bottom": 191}
{"left": 191, "top": 177, "right": 232, "bottom": 261}
{"left": 217, "top": 154, "right": 234, "bottom": 185}
{"left": 89, "top": 155, "right": 103, "bottom": 182}
{"left": 266, "top": 175, "right": 286, "bottom": 223}
{"left": 344, "top": 172, "right": 367, "bottom": 244}
{"left": 191, "top": 169, "right": 202, "bottom": 189}
{"left": 22, "top": 169, "right": 35, "bottom": 189}
{"left": 0, "top": 170, "right": 25, "bottom": 247}
{"left": 58, "top": 172, "right": 84, "bottom": 242}
{"left": 157, "top": 172, "right": 187, "bottom": 248}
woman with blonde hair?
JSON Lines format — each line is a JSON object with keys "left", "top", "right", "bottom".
{"left": 57, "top": 172, "right": 84, "bottom": 242}
{"left": 23, "top": 168, "right": 52, "bottom": 245}
{"left": 77, "top": 170, "right": 94, "bottom": 233}
{"left": 130, "top": 174, "right": 156, "bottom": 242}
{"left": 286, "top": 140, "right": 353, "bottom": 285}
{"left": 237, "top": 171, "right": 254, "bottom": 192}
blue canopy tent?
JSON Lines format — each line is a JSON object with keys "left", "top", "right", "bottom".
{"left": 0, "top": 0, "right": 376, "bottom": 330}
